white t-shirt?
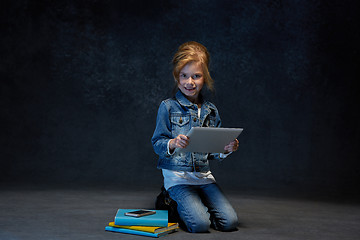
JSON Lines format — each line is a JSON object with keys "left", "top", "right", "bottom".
{"left": 162, "top": 169, "right": 216, "bottom": 190}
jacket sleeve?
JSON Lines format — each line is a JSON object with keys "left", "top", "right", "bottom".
{"left": 151, "top": 101, "right": 172, "bottom": 159}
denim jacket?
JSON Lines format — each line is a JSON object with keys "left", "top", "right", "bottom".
{"left": 151, "top": 90, "right": 223, "bottom": 172}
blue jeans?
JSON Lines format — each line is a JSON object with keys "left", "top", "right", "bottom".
{"left": 167, "top": 183, "right": 238, "bottom": 233}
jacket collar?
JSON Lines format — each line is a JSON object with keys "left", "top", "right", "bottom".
{"left": 175, "top": 90, "right": 195, "bottom": 107}
{"left": 175, "top": 90, "right": 215, "bottom": 112}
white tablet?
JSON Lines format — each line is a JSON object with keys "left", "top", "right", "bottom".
{"left": 177, "top": 127, "right": 243, "bottom": 153}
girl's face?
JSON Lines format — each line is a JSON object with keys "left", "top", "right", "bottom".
{"left": 178, "top": 61, "right": 204, "bottom": 103}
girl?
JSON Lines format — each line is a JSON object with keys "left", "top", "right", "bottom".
{"left": 151, "top": 41, "right": 239, "bottom": 233}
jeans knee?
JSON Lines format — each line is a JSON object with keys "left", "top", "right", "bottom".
{"left": 213, "top": 212, "right": 239, "bottom": 232}
{"left": 186, "top": 218, "right": 211, "bottom": 233}
{"left": 221, "top": 218, "right": 238, "bottom": 231}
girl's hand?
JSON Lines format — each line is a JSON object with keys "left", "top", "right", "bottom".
{"left": 169, "top": 134, "right": 189, "bottom": 152}
{"left": 224, "top": 139, "right": 239, "bottom": 154}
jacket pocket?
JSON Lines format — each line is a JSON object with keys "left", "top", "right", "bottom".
{"left": 170, "top": 114, "right": 190, "bottom": 135}
{"left": 171, "top": 115, "right": 190, "bottom": 127}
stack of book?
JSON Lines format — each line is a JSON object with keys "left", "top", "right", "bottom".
{"left": 105, "top": 209, "right": 179, "bottom": 237}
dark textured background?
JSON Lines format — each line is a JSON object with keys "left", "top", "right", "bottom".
{"left": 1, "top": 0, "right": 359, "bottom": 199}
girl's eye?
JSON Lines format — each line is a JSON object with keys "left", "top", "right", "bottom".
{"left": 180, "top": 73, "right": 187, "bottom": 78}
{"left": 193, "top": 74, "right": 202, "bottom": 79}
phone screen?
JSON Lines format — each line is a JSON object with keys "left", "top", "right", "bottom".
{"left": 128, "top": 210, "right": 151, "bottom": 215}
{"left": 124, "top": 210, "right": 156, "bottom": 217}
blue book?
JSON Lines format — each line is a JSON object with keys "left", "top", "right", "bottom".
{"left": 105, "top": 226, "right": 176, "bottom": 238}
{"left": 114, "top": 209, "right": 168, "bottom": 227}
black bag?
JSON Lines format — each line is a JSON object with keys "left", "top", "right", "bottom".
{"left": 155, "top": 186, "right": 180, "bottom": 223}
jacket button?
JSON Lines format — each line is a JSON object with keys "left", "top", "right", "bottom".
{"left": 193, "top": 118, "right": 197, "bottom": 122}
{"left": 179, "top": 118, "right": 183, "bottom": 124}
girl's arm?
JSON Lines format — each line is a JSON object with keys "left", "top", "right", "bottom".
{"left": 151, "top": 101, "right": 174, "bottom": 158}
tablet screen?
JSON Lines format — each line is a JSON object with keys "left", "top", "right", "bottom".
{"left": 178, "top": 127, "right": 243, "bottom": 153}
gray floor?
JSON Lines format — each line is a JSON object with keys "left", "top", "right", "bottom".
{"left": 0, "top": 187, "right": 359, "bottom": 240}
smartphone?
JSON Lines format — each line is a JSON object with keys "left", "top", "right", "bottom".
{"left": 124, "top": 209, "right": 156, "bottom": 218}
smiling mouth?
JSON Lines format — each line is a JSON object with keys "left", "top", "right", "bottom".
{"left": 184, "top": 87, "right": 196, "bottom": 91}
